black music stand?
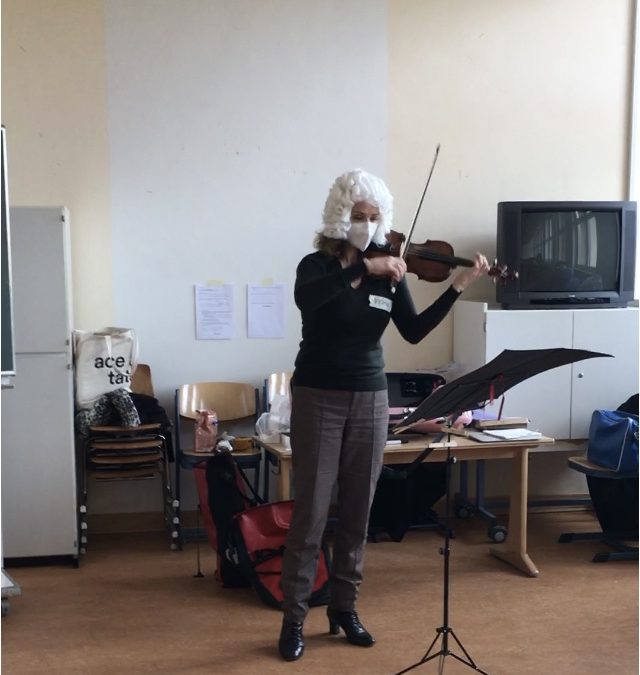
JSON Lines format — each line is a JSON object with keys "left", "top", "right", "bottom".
{"left": 391, "top": 347, "right": 610, "bottom": 675}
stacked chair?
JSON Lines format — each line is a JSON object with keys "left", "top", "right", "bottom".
{"left": 78, "top": 364, "right": 177, "bottom": 552}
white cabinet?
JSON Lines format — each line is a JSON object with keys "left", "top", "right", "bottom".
{"left": 453, "top": 301, "right": 639, "bottom": 439}
{"left": 1, "top": 207, "right": 77, "bottom": 561}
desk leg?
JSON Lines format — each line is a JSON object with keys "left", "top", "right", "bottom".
{"left": 490, "top": 448, "right": 539, "bottom": 578}
{"left": 263, "top": 452, "right": 270, "bottom": 502}
{"left": 279, "top": 459, "right": 292, "bottom": 501}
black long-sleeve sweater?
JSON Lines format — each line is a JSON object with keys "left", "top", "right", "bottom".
{"left": 292, "top": 251, "right": 461, "bottom": 391}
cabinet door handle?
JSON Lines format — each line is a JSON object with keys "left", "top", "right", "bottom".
{"left": 577, "top": 372, "right": 584, "bottom": 378}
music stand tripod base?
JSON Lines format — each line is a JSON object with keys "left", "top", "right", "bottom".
{"left": 395, "top": 627, "right": 490, "bottom": 675}
{"left": 394, "top": 439, "right": 490, "bottom": 675}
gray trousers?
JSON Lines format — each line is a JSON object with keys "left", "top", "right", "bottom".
{"left": 281, "top": 386, "right": 388, "bottom": 622}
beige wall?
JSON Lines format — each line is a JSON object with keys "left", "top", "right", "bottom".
{"left": 2, "top": 0, "right": 113, "bottom": 329}
{"left": 385, "top": 0, "right": 634, "bottom": 373}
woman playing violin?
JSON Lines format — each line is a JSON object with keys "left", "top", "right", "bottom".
{"left": 278, "top": 168, "right": 489, "bottom": 662}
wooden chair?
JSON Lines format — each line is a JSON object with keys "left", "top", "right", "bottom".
{"left": 131, "top": 363, "right": 154, "bottom": 397}
{"left": 78, "top": 364, "right": 176, "bottom": 552}
{"left": 173, "top": 381, "right": 261, "bottom": 547}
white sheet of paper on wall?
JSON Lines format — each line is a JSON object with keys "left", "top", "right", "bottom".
{"left": 247, "top": 282, "right": 285, "bottom": 339}
{"left": 194, "top": 283, "right": 235, "bottom": 339}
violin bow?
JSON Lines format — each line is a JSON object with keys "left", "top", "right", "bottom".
{"left": 401, "top": 143, "right": 441, "bottom": 261}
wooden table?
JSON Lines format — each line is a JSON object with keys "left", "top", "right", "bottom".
{"left": 255, "top": 434, "right": 554, "bottom": 578}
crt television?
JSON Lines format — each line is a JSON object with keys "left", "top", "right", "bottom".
{"left": 496, "top": 201, "right": 636, "bottom": 309}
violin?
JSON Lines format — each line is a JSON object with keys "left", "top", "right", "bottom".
{"left": 364, "top": 144, "right": 517, "bottom": 285}
{"left": 365, "top": 231, "right": 518, "bottom": 284}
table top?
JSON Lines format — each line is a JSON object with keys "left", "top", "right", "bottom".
{"left": 255, "top": 433, "right": 554, "bottom": 462}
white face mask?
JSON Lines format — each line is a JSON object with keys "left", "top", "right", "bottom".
{"left": 347, "top": 220, "right": 377, "bottom": 251}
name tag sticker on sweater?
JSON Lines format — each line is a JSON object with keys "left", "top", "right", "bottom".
{"left": 369, "top": 294, "right": 392, "bottom": 313}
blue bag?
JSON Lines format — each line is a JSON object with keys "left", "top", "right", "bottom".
{"left": 587, "top": 409, "right": 639, "bottom": 473}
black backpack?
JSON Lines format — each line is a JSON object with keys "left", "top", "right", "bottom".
{"left": 130, "top": 392, "right": 175, "bottom": 461}
{"left": 618, "top": 393, "right": 639, "bottom": 415}
{"left": 202, "top": 453, "right": 256, "bottom": 587}
{"left": 369, "top": 445, "right": 443, "bottom": 542}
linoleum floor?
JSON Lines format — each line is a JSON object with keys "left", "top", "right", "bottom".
{"left": 2, "top": 510, "right": 638, "bottom": 674}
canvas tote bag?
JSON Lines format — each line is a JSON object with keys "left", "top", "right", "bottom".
{"left": 73, "top": 327, "right": 138, "bottom": 409}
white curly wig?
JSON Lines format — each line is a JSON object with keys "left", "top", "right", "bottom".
{"left": 320, "top": 169, "right": 393, "bottom": 246}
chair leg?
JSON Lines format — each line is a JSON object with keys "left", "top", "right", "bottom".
{"left": 79, "top": 491, "right": 88, "bottom": 555}
{"left": 159, "top": 465, "right": 168, "bottom": 524}
{"left": 174, "top": 458, "right": 183, "bottom": 550}
{"left": 79, "top": 443, "right": 89, "bottom": 555}
{"left": 194, "top": 505, "right": 204, "bottom": 578}
{"left": 159, "top": 458, "right": 179, "bottom": 551}
{"left": 558, "top": 530, "right": 639, "bottom": 562}
{"left": 166, "top": 456, "right": 179, "bottom": 550}
{"left": 593, "top": 541, "right": 638, "bottom": 562}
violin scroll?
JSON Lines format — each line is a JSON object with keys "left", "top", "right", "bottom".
{"left": 489, "top": 260, "right": 519, "bottom": 285}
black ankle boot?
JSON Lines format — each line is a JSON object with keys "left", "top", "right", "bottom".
{"left": 327, "top": 608, "right": 375, "bottom": 647}
{"left": 279, "top": 618, "right": 304, "bottom": 661}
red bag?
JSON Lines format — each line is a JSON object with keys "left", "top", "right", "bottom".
{"left": 233, "top": 500, "right": 331, "bottom": 609}
{"left": 194, "top": 455, "right": 331, "bottom": 608}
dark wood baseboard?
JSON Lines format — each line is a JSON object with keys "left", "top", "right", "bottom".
{"left": 88, "top": 510, "right": 200, "bottom": 534}
{"left": 87, "top": 495, "right": 592, "bottom": 535}
{"left": 4, "top": 554, "right": 79, "bottom": 568}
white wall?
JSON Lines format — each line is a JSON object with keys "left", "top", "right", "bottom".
{"left": 99, "top": 0, "right": 388, "bottom": 512}
{"left": 106, "top": 0, "right": 388, "bottom": 408}
{"left": 630, "top": 0, "right": 639, "bottom": 202}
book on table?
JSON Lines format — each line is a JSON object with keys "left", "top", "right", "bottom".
{"left": 473, "top": 416, "right": 530, "bottom": 430}
{"left": 481, "top": 428, "right": 542, "bottom": 441}
{"left": 447, "top": 426, "right": 542, "bottom": 443}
